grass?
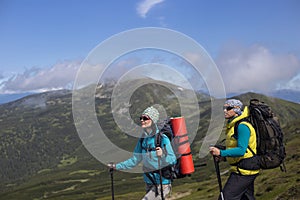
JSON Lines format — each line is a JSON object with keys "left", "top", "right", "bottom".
{"left": 1, "top": 137, "right": 299, "bottom": 200}
{"left": 57, "top": 156, "right": 78, "bottom": 168}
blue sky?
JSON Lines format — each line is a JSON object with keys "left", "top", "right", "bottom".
{"left": 0, "top": 0, "right": 299, "bottom": 95}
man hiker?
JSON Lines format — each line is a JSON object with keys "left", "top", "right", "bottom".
{"left": 209, "top": 99, "right": 259, "bottom": 200}
{"left": 108, "top": 106, "right": 176, "bottom": 200}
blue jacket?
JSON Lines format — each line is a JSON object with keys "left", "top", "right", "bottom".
{"left": 116, "top": 125, "right": 177, "bottom": 185}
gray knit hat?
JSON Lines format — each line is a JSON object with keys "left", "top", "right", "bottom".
{"left": 142, "top": 106, "right": 159, "bottom": 123}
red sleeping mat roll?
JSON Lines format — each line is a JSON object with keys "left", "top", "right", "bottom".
{"left": 170, "top": 117, "right": 194, "bottom": 175}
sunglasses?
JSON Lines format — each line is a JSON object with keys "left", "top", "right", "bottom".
{"left": 223, "top": 106, "right": 234, "bottom": 111}
{"left": 140, "top": 115, "right": 151, "bottom": 121}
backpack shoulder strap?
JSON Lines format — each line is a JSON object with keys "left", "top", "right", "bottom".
{"left": 139, "top": 131, "right": 146, "bottom": 146}
{"left": 140, "top": 137, "right": 144, "bottom": 145}
{"left": 155, "top": 132, "right": 162, "bottom": 148}
{"left": 234, "top": 118, "right": 256, "bottom": 156}
{"left": 233, "top": 118, "right": 248, "bottom": 138}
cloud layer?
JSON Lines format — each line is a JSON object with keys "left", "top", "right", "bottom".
{"left": 0, "top": 44, "right": 299, "bottom": 95}
{"left": 136, "top": 0, "right": 165, "bottom": 18}
{"left": 0, "top": 61, "right": 81, "bottom": 94}
{"left": 216, "top": 44, "right": 300, "bottom": 94}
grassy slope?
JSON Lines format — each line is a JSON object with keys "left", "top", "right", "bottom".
{"left": 1, "top": 129, "right": 299, "bottom": 200}
{"left": 0, "top": 90, "right": 300, "bottom": 200}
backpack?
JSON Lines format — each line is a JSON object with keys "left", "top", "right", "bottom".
{"left": 141, "top": 118, "right": 193, "bottom": 180}
{"left": 156, "top": 118, "right": 189, "bottom": 180}
{"left": 235, "top": 99, "right": 286, "bottom": 171}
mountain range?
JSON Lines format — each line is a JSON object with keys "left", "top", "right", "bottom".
{"left": 1, "top": 89, "right": 300, "bottom": 105}
{"left": 269, "top": 89, "right": 300, "bottom": 103}
{"left": 0, "top": 81, "right": 299, "bottom": 200}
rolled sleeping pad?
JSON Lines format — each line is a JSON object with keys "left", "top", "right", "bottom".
{"left": 170, "top": 116, "right": 194, "bottom": 175}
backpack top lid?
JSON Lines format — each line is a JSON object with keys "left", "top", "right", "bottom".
{"left": 249, "top": 99, "right": 273, "bottom": 118}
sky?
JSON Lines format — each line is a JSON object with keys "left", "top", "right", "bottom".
{"left": 0, "top": 0, "right": 300, "bottom": 96}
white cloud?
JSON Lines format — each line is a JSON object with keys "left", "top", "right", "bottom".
{"left": 216, "top": 44, "right": 300, "bottom": 94}
{"left": 136, "top": 0, "right": 165, "bottom": 18}
{"left": 279, "top": 74, "right": 300, "bottom": 90}
{"left": 0, "top": 58, "right": 139, "bottom": 94}
{"left": 0, "top": 60, "right": 81, "bottom": 94}
{"left": 1, "top": 44, "right": 299, "bottom": 96}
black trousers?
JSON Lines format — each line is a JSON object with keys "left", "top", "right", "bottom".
{"left": 219, "top": 172, "right": 258, "bottom": 200}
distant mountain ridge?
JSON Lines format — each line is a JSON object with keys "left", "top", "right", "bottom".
{"left": 1, "top": 89, "right": 299, "bottom": 105}
{"left": 269, "top": 89, "right": 300, "bottom": 103}
{"left": 227, "top": 89, "right": 300, "bottom": 103}
{"left": 0, "top": 92, "right": 33, "bottom": 104}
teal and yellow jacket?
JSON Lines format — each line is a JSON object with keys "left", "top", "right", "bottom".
{"left": 220, "top": 106, "right": 260, "bottom": 175}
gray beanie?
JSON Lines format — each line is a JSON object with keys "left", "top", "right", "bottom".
{"left": 142, "top": 106, "right": 159, "bottom": 123}
{"left": 225, "top": 99, "right": 243, "bottom": 115}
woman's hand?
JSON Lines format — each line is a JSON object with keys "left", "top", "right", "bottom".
{"left": 209, "top": 146, "right": 221, "bottom": 156}
{"left": 156, "top": 147, "right": 163, "bottom": 157}
{"left": 107, "top": 163, "right": 116, "bottom": 171}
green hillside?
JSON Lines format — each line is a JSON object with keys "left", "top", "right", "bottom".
{"left": 0, "top": 83, "right": 299, "bottom": 200}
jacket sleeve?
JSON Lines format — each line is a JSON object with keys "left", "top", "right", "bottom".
{"left": 220, "top": 124, "right": 250, "bottom": 157}
{"left": 116, "top": 139, "right": 143, "bottom": 170}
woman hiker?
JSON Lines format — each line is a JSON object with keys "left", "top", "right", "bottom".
{"left": 209, "top": 99, "right": 259, "bottom": 200}
{"left": 108, "top": 106, "right": 176, "bottom": 200}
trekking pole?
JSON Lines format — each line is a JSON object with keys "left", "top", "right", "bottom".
{"left": 108, "top": 163, "right": 115, "bottom": 200}
{"left": 158, "top": 157, "right": 164, "bottom": 200}
{"left": 194, "top": 163, "right": 207, "bottom": 168}
{"left": 213, "top": 156, "right": 224, "bottom": 200}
